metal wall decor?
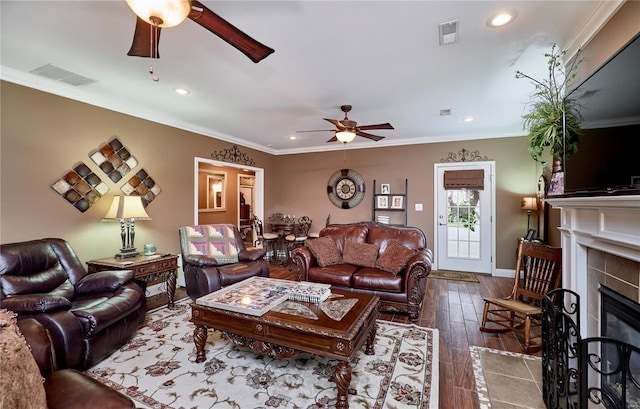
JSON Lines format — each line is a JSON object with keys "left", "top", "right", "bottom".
{"left": 210, "top": 144, "right": 255, "bottom": 167}
{"left": 90, "top": 137, "right": 138, "bottom": 182}
{"left": 120, "top": 168, "right": 161, "bottom": 207}
{"left": 52, "top": 136, "right": 161, "bottom": 212}
{"left": 440, "top": 148, "right": 490, "bottom": 162}
{"left": 50, "top": 162, "right": 110, "bottom": 212}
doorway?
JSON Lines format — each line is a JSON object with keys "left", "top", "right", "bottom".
{"left": 434, "top": 162, "right": 495, "bottom": 274}
{"left": 194, "top": 158, "right": 264, "bottom": 246}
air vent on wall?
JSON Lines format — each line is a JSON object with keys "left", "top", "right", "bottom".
{"left": 30, "top": 64, "right": 97, "bottom": 87}
{"left": 439, "top": 20, "right": 460, "bottom": 46}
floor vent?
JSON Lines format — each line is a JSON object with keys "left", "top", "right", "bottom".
{"left": 30, "top": 64, "right": 97, "bottom": 87}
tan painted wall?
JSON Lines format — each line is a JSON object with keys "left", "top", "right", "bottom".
{"left": 1, "top": 81, "right": 541, "bottom": 270}
{"left": 0, "top": 82, "right": 275, "bottom": 264}
{"left": 272, "top": 139, "right": 543, "bottom": 270}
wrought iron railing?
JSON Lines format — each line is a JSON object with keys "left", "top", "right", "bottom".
{"left": 542, "top": 289, "right": 640, "bottom": 409}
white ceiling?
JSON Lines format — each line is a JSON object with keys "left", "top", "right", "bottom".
{"left": 0, "top": 1, "right": 623, "bottom": 155}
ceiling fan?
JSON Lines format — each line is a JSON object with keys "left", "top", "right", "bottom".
{"left": 126, "top": 0, "right": 274, "bottom": 63}
{"left": 298, "top": 105, "right": 394, "bottom": 143}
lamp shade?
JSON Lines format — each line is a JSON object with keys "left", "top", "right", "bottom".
{"left": 125, "top": 0, "right": 191, "bottom": 28}
{"left": 335, "top": 130, "right": 356, "bottom": 143}
{"left": 102, "top": 196, "right": 151, "bottom": 221}
{"left": 520, "top": 196, "right": 538, "bottom": 211}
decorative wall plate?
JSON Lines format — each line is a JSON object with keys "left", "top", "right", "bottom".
{"left": 327, "top": 169, "right": 365, "bottom": 209}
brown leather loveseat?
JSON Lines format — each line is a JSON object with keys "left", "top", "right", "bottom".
{"left": 291, "top": 222, "right": 432, "bottom": 322}
{"left": 0, "top": 238, "right": 146, "bottom": 370}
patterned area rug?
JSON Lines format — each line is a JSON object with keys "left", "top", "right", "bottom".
{"left": 429, "top": 270, "right": 480, "bottom": 283}
{"left": 87, "top": 300, "right": 439, "bottom": 409}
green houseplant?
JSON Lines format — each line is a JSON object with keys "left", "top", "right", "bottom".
{"left": 516, "top": 44, "right": 583, "bottom": 164}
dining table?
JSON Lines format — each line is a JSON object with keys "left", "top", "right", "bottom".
{"left": 269, "top": 220, "right": 295, "bottom": 265}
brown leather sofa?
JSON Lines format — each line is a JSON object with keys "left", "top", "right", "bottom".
{"left": 0, "top": 238, "right": 146, "bottom": 370}
{"left": 17, "top": 317, "right": 136, "bottom": 409}
{"left": 179, "top": 224, "right": 270, "bottom": 300}
{"left": 291, "top": 222, "right": 432, "bottom": 322}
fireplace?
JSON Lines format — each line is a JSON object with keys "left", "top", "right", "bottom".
{"left": 600, "top": 286, "right": 640, "bottom": 409}
{"left": 542, "top": 195, "right": 640, "bottom": 409}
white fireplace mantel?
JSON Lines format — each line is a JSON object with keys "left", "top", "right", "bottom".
{"left": 545, "top": 195, "right": 640, "bottom": 336}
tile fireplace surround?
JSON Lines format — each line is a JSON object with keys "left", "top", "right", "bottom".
{"left": 546, "top": 195, "right": 640, "bottom": 339}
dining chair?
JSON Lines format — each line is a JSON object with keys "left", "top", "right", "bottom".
{"left": 253, "top": 216, "right": 279, "bottom": 262}
{"left": 284, "top": 216, "right": 312, "bottom": 266}
{"left": 480, "top": 237, "right": 563, "bottom": 353}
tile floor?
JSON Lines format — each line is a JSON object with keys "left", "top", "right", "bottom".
{"left": 471, "top": 346, "right": 545, "bottom": 409}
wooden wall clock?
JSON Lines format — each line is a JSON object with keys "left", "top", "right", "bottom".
{"left": 327, "top": 169, "right": 365, "bottom": 209}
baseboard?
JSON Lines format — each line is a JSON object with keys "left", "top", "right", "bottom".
{"left": 494, "top": 268, "right": 515, "bottom": 278}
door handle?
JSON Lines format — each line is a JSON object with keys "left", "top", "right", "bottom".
{"left": 438, "top": 223, "right": 447, "bottom": 226}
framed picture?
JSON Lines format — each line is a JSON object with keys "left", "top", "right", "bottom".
{"left": 391, "top": 195, "right": 404, "bottom": 209}
{"left": 547, "top": 172, "right": 564, "bottom": 196}
{"left": 380, "top": 183, "right": 390, "bottom": 194}
{"left": 377, "top": 195, "right": 388, "bottom": 209}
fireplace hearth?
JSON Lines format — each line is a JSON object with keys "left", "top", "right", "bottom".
{"left": 542, "top": 288, "right": 640, "bottom": 409}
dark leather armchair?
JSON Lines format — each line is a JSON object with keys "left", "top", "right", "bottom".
{"left": 17, "top": 317, "right": 136, "bottom": 409}
{"left": 0, "top": 238, "right": 146, "bottom": 370}
{"left": 179, "top": 224, "right": 270, "bottom": 300}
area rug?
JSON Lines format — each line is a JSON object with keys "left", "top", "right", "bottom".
{"left": 87, "top": 300, "right": 439, "bottom": 409}
{"left": 429, "top": 270, "right": 479, "bottom": 283}
{"left": 470, "top": 346, "right": 543, "bottom": 409}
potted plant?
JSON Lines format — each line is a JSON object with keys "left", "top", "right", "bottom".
{"left": 516, "top": 44, "right": 583, "bottom": 165}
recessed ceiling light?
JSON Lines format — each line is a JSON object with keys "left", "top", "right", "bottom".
{"left": 487, "top": 11, "right": 517, "bottom": 28}
{"left": 174, "top": 87, "right": 190, "bottom": 95}
{"left": 289, "top": 135, "right": 297, "bottom": 140}
{"left": 463, "top": 116, "right": 474, "bottom": 123}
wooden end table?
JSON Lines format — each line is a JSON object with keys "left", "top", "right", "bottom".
{"left": 87, "top": 254, "right": 179, "bottom": 308}
{"left": 191, "top": 289, "right": 379, "bottom": 408}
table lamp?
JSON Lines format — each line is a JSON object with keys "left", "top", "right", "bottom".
{"left": 521, "top": 196, "right": 538, "bottom": 233}
{"left": 102, "top": 195, "right": 151, "bottom": 258}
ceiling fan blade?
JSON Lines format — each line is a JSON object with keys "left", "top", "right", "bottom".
{"left": 356, "top": 131, "right": 385, "bottom": 141}
{"left": 323, "top": 118, "right": 344, "bottom": 129}
{"left": 357, "top": 123, "right": 394, "bottom": 131}
{"left": 326, "top": 135, "right": 338, "bottom": 143}
{"left": 127, "top": 17, "right": 161, "bottom": 58}
{"left": 296, "top": 129, "right": 334, "bottom": 133}
{"left": 188, "top": 1, "right": 274, "bottom": 63}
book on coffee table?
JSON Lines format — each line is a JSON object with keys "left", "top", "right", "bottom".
{"left": 196, "top": 277, "right": 331, "bottom": 316}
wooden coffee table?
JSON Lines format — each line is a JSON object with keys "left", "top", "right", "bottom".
{"left": 190, "top": 289, "right": 379, "bottom": 409}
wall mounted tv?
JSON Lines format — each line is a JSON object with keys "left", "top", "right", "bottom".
{"left": 562, "top": 31, "right": 640, "bottom": 196}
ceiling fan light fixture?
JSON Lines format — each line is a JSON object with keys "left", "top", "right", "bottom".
{"left": 126, "top": 0, "right": 191, "bottom": 28}
{"left": 336, "top": 130, "right": 357, "bottom": 143}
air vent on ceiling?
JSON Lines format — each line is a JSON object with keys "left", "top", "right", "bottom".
{"left": 440, "top": 109, "right": 452, "bottom": 116}
{"left": 439, "top": 20, "right": 459, "bottom": 46}
{"left": 30, "top": 64, "right": 97, "bottom": 87}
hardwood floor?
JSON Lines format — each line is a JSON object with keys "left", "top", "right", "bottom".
{"left": 163, "top": 264, "right": 532, "bottom": 409}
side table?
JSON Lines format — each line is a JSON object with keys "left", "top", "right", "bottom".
{"left": 87, "top": 254, "right": 179, "bottom": 308}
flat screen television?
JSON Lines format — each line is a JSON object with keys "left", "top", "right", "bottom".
{"left": 562, "top": 31, "right": 640, "bottom": 196}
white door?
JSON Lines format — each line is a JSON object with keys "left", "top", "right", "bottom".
{"left": 434, "top": 162, "right": 495, "bottom": 274}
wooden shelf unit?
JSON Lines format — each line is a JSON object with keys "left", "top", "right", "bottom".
{"left": 372, "top": 179, "right": 408, "bottom": 226}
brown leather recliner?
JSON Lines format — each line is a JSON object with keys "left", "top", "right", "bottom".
{"left": 179, "top": 224, "right": 270, "bottom": 300}
{"left": 17, "top": 317, "right": 136, "bottom": 409}
{"left": 0, "top": 238, "right": 146, "bottom": 370}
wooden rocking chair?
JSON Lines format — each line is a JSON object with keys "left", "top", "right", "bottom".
{"left": 480, "top": 238, "right": 562, "bottom": 353}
